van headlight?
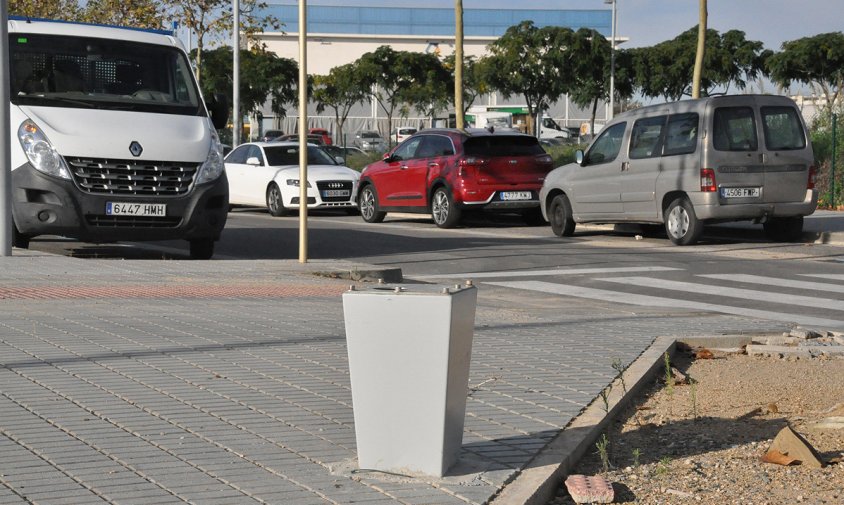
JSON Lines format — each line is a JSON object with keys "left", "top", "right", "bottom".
{"left": 196, "top": 129, "right": 224, "bottom": 185}
{"left": 18, "top": 120, "right": 71, "bottom": 179}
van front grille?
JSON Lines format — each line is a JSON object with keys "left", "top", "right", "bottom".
{"left": 86, "top": 215, "right": 182, "bottom": 228}
{"left": 66, "top": 157, "right": 199, "bottom": 196}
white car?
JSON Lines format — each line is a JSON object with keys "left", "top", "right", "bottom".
{"left": 391, "top": 126, "right": 418, "bottom": 144}
{"left": 225, "top": 142, "right": 360, "bottom": 216}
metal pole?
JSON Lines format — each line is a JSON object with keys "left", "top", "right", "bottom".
{"left": 298, "top": 0, "right": 309, "bottom": 263}
{"left": 233, "top": 0, "right": 241, "bottom": 146}
{"left": 607, "top": 0, "right": 616, "bottom": 120}
{"left": 454, "top": 0, "right": 464, "bottom": 129}
{"left": 0, "top": 3, "right": 12, "bottom": 256}
{"left": 832, "top": 113, "right": 837, "bottom": 208}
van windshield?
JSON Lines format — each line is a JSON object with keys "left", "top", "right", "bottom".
{"left": 9, "top": 33, "right": 204, "bottom": 117}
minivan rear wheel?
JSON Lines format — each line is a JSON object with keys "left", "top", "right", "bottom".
{"left": 664, "top": 196, "right": 703, "bottom": 245}
{"left": 431, "top": 187, "right": 461, "bottom": 228}
{"left": 549, "top": 194, "right": 576, "bottom": 237}
{"left": 763, "top": 216, "right": 804, "bottom": 242}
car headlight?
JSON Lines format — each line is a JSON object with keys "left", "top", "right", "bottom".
{"left": 18, "top": 120, "right": 71, "bottom": 179}
{"left": 286, "top": 179, "right": 312, "bottom": 188}
{"left": 196, "top": 129, "right": 225, "bottom": 185}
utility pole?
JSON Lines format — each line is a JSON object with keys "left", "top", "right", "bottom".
{"left": 233, "top": 0, "right": 241, "bottom": 146}
{"left": 454, "top": 0, "right": 464, "bottom": 129}
{"left": 0, "top": 1, "right": 11, "bottom": 256}
{"left": 298, "top": 0, "right": 309, "bottom": 263}
{"left": 692, "top": 0, "right": 707, "bottom": 99}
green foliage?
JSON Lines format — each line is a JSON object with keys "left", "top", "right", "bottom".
{"left": 544, "top": 144, "right": 586, "bottom": 168}
{"left": 768, "top": 32, "right": 844, "bottom": 108}
{"left": 482, "top": 21, "right": 576, "bottom": 135}
{"left": 444, "top": 54, "right": 490, "bottom": 115}
{"left": 596, "top": 433, "right": 610, "bottom": 474}
{"left": 313, "top": 65, "right": 369, "bottom": 148}
{"left": 663, "top": 352, "right": 674, "bottom": 396}
{"left": 810, "top": 106, "right": 844, "bottom": 208}
{"left": 343, "top": 152, "right": 382, "bottom": 172}
{"left": 399, "top": 53, "right": 452, "bottom": 120}
{"left": 630, "top": 26, "right": 768, "bottom": 101}
{"left": 198, "top": 46, "right": 298, "bottom": 118}
{"left": 9, "top": 0, "right": 82, "bottom": 20}
{"left": 81, "top": 0, "right": 165, "bottom": 29}
{"left": 631, "top": 448, "right": 642, "bottom": 468}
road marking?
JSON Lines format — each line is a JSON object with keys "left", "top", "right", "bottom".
{"left": 802, "top": 274, "right": 844, "bottom": 281}
{"left": 486, "top": 280, "right": 844, "bottom": 329}
{"left": 599, "top": 276, "right": 844, "bottom": 312}
{"left": 410, "top": 266, "right": 681, "bottom": 280}
{"left": 701, "top": 274, "right": 844, "bottom": 294}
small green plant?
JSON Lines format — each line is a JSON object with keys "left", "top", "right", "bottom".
{"left": 663, "top": 352, "right": 674, "bottom": 396}
{"left": 611, "top": 357, "right": 628, "bottom": 394}
{"left": 598, "top": 388, "right": 610, "bottom": 413}
{"left": 596, "top": 433, "right": 610, "bottom": 473}
{"left": 656, "top": 456, "right": 672, "bottom": 476}
{"left": 689, "top": 377, "right": 698, "bottom": 419}
{"left": 631, "top": 448, "right": 642, "bottom": 468}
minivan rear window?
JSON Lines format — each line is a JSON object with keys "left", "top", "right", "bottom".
{"left": 714, "top": 107, "right": 758, "bottom": 151}
{"left": 463, "top": 136, "right": 544, "bottom": 157}
{"left": 761, "top": 106, "right": 806, "bottom": 151}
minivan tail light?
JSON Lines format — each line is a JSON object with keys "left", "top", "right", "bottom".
{"left": 700, "top": 168, "right": 717, "bottom": 192}
{"left": 807, "top": 165, "right": 817, "bottom": 189}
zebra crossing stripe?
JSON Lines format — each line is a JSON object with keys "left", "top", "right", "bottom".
{"left": 802, "top": 274, "right": 844, "bottom": 281}
{"left": 700, "top": 274, "right": 844, "bottom": 294}
{"left": 599, "top": 276, "right": 844, "bottom": 312}
{"left": 486, "top": 280, "right": 844, "bottom": 329}
{"left": 410, "top": 266, "right": 680, "bottom": 281}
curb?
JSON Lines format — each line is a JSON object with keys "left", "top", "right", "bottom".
{"left": 313, "top": 267, "right": 404, "bottom": 283}
{"left": 490, "top": 336, "right": 677, "bottom": 505}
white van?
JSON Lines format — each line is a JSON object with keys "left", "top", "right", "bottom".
{"left": 8, "top": 18, "right": 229, "bottom": 258}
{"left": 540, "top": 95, "right": 818, "bottom": 245}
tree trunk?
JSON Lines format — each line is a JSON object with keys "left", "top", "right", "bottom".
{"left": 590, "top": 97, "right": 599, "bottom": 141}
{"left": 692, "top": 0, "right": 707, "bottom": 99}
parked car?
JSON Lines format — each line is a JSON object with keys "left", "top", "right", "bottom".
{"left": 259, "top": 129, "right": 284, "bottom": 142}
{"left": 357, "top": 128, "right": 553, "bottom": 228}
{"left": 354, "top": 131, "right": 387, "bottom": 152}
{"left": 391, "top": 126, "right": 418, "bottom": 144}
{"left": 275, "top": 133, "right": 325, "bottom": 145}
{"left": 321, "top": 145, "right": 367, "bottom": 163}
{"left": 309, "top": 128, "right": 333, "bottom": 145}
{"left": 539, "top": 94, "right": 818, "bottom": 245}
{"left": 225, "top": 142, "right": 359, "bottom": 215}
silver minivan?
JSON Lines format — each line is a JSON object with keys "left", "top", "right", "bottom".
{"left": 539, "top": 95, "right": 818, "bottom": 245}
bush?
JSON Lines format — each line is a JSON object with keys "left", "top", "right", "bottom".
{"left": 810, "top": 107, "right": 844, "bottom": 209}
{"left": 544, "top": 143, "right": 588, "bottom": 167}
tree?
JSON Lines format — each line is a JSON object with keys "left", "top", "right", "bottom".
{"left": 768, "top": 32, "right": 844, "bottom": 113}
{"left": 164, "top": 0, "right": 279, "bottom": 82}
{"left": 9, "top": 0, "right": 81, "bottom": 20}
{"left": 357, "top": 46, "right": 438, "bottom": 147}
{"left": 444, "top": 54, "right": 490, "bottom": 116}
{"left": 398, "top": 52, "right": 452, "bottom": 126}
{"left": 481, "top": 21, "right": 575, "bottom": 135}
{"left": 631, "top": 26, "right": 768, "bottom": 101}
{"left": 199, "top": 46, "right": 298, "bottom": 120}
{"left": 82, "top": 0, "right": 165, "bottom": 30}
{"left": 313, "top": 64, "right": 369, "bottom": 148}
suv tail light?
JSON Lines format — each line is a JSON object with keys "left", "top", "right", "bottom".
{"left": 458, "top": 157, "right": 487, "bottom": 177}
{"left": 700, "top": 168, "right": 717, "bottom": 192}
{"left": 807, "top": 165, "right": 817, "bottom": 189}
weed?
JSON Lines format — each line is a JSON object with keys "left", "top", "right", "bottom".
{"left": 656, "top": 456, "right": 672, "bottom": 476}
{"left": 599, "top": 388, "right": 610, "bottom": 413}
{"left": 663, "top": 352, "right": 674, "bottom": 396}
{"left": 596, "top": 433, "right": 610, "bottom": 473}
{"left": 611, "top": 357, "right": 628, "bottom": 395}
{"left": 689, "top": 377, "right": 698, "bottom": 419}
{"left": 632, "top": 448, "right": 642, "bottom": 468}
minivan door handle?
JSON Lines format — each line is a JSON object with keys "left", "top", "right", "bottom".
{"left": 621, "top": 161, "right": 630, "bottom": 171}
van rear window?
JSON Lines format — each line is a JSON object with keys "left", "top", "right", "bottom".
{"left": 762, "top": 106, "right": 806, "bottom": 151}
{"left": 714, "top": 107, "right": 758, "bottom": 151}
{"left": 463, "top": 136, "right": 544, "bottom": 157}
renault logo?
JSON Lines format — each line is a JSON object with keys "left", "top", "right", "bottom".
{"left": 129, "top": 141, "right": 143, "bottom": 157}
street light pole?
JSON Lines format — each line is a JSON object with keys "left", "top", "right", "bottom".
{"left": 298, "top": 0, "right": 309, "bottom": 263}
{"left": 454, "top": 0, "right": 464, "bottom": 129}
{"left": 233, "top": 0, "right": 241, "bottom": 146}
{"left": 604, "top": 0, "right": 616, "bottom": 121}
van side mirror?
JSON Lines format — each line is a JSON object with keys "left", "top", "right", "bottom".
{"left": 208, "top": 93, "right": 229, "bottom": 130}
{"left": 575, "top": 149, "right": 585, "bottom": 166}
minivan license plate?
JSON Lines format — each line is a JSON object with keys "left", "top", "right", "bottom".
{"left": 500, "top": 191, "right": 532, "bottom": 201}
{"left": 106, "top": 202, "right": 167, "bottom": 216}
{"left": 722, "top": 187, "right": 760, "bottom": 198}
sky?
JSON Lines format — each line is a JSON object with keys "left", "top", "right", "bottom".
{"left": 289, "top": 0, "right": 842, "bottom": 52}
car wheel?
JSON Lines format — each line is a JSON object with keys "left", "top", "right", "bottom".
{"left": 266, "top": 183, "right": 288, "bottom": 217}
{"left": 522, "top": 208, "right": 545, "bottom": 226}
{"left": 763, "top": 216, "right": 804, "bottom": 242}
{"left": 189, "top": 239, "right": 215, "bottom": 260}
{"left": 549, "top": 194, "right": 576, "bottom": 237}
{"left": 664, "top": 196, "right": 703, "bottom": 245}
{"left": 431, "top": 187, "right": 461, "bottom": 228}
{"left": 359, "top": 185, "right": 385, "bottom": 223}
{"left": 12, "top": 223, "right": 30, "bottom": 249}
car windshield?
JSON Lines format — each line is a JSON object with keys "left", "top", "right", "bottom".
{"left": 264, "top": 145, "right": 338, "bottom": 166}
{"left": 10, "top": 33, "right": 203, "bottom": 116}
{"left": 463, "top": 136, "right": 544, "bottom": 156}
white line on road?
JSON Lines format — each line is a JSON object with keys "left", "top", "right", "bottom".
{"left": 410, "top": 266, "right": 681, "bottom": 280}
{"left": 599, "top": 276, "right": 844, "bottom": 312}
{"left": 486, "top": 280, "right": 844, "bottom": 329}
{"left": 700, "top": 274, "right": 844, "bottom": 294}
{"left": 802, "top": 274, "right": 844, "bottom": 281}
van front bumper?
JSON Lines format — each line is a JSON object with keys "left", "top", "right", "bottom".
{"left": 690, "top": 189, "right": 818, "bottom": 221}
{"left": 12, "top": 163, "right": 228, "bottom": 243}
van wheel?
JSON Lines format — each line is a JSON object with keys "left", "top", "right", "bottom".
{"left": 12, "top": 224, "right": 30, "bottom": 249}
{"left": 764, "top": 216, "right": 804, "bottom": 242}
{"left": 189, "top": 239, "right": 215, "bottom": 260}
{"left": 664, "top": 196, "right": 703, "bottom": 245}
{"left": 359, "top": 185, "right": 385, "bottom": 223}
{"left": 266, "top": 183, "right": 289, "bottom": 217}
{"left": 549, "top": 194, "right": 576, "bottom": 237}
{"left": 431, "top": 187, "right": 461, "bottom": 228}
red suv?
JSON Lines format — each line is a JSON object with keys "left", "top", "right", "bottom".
{"left": 358, "top": 129, "right": 554, "bottom": 227}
